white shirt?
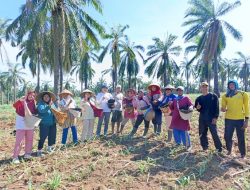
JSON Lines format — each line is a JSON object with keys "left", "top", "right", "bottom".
{"left": 113, "top": 92, "right": 124, "bottom": 111}
{"left": 81, "top": 100, "right": 94, "bottom": 120}
{"left": 96, "top": 92, "right": 113, "bottom": 112}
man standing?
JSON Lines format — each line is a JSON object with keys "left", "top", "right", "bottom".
{"left": 111, "top": 85, "right": 124, "bottom": 135}
{"left": 195, "top": 82, "right": 222, "bottom": 152}
{"left": 221, "top": 80, "right": 249, "bottom": 159}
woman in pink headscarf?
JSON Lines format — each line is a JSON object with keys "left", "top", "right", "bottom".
{"left": 12, "top": 91, "right": 37, "bottom": 164}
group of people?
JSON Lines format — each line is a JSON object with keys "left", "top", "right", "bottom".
{"left": 11, "top": 80, "right": 249, "bottom": 164}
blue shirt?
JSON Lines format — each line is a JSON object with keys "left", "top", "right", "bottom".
{"left": 37, "top": 101, "right": 56, "bottom": 126}
{"left": 161, "top": 94, "right": 177, "bottom": 105}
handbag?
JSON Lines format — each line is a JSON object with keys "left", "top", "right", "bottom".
{"left": 24, "top": 102, "right": 41, "bottom": 128}
{"left": 177, "top": 100, "right": 193, "bottom": 121}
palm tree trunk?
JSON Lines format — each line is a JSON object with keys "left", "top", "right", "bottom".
{"left": 214, "top": 57, "right": 220, "bottom": 97}
{"left": 80, "top": 81, "right": 83, "bottom": 92}
{"left": 244, "top": 62, "right": 248, "bottom": 91}
{"left": 13, "top": 81, "right": 16, "bottom": 102}
{"left": 37, "top": 48, "right": 41, "bottom": 93}
{"left": 52, "top": 3, "right": 65, "bottom": 96}
{"left": 186, "top": 69, "right": 189, "bottom": 94}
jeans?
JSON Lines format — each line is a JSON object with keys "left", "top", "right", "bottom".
{"left": 199, "top": 118, "right": 222, "bottom": 151}
{"left": 38, "top": 124, "right": 57, "bottom": 150}
{"left": 224, "top": 119, "right": 246, "bottom": 156}
{"left": 173, "top": 129, "right": 191, "bottom": 147}
{"left": 62, "top": 126, "right": 78, "bottom": 144}
{"left": 96, "top": 112, "right": 111, "bottom": 136}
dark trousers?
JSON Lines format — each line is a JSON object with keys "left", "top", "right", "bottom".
{"left": 38, "top": 124, "right": 57, "bottom": 150}
{"left": 224, "top": 119, "right": 246, "bottom": 156}
{"left": 152, "top": 110, "right": 162, "bottom": 134}
{"left": 199, "top": 118, "right": 222, "bottom": 151}
{"left": 134, "top": 115, "right": 149, "bottom": 129}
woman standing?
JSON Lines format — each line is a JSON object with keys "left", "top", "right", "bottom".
{"left": 148, "top": 83, "right": 163, "bottom": 135}
{"left": 160, "top": 85, "right": 176, "bottom": 142}
{"left": 80, "top": 89, "right": 95, "bottom": 141}
{"left": 169, "top": 86, "right": 193, "bottom": 150}
{"left": 12, "top": 91, "right": 37, "bottom": 163}
{"left": 120, "top": 89, "right": 137, "bottom": 134}
{"left": 96, "top": 84, "right": 113, "bottom": 137}
{"left": 36, "top": 91, "right": 57, "bottom": 156}
{"left": 59, "top": 89, "right": 78, "bottom": 145}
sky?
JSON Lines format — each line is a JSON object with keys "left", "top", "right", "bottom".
{"left": 0, "top": 0, "right": 250, "bottom": 88}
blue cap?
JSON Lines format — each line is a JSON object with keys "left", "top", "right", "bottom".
{"left": 101, "top": 84, "right": 108, "bottom": 89}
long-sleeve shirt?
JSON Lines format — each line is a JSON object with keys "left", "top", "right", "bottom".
{"left": 113, "top": 92, "right": 124, "bottom": 111}
{"left": 134, "top": 96, "right": 150, "bottom": 115}
{"left": 195, "top": 93, "right": 219, "bottom": 122}
{"left": 96, "top": 92, "right": 113, "bottom": 112}
{"left": 80, "top": 100, "right": 94, "bottom": 120}
{"left": 169, "top": 96, "right": 193, "bottom": 131}
{"left": 37, "top": 101, "right": 56, "bottom": 126}
{"left": 221, "top": 91, "right": 249, "bottom": 120}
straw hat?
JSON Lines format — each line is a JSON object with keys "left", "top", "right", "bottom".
{"left": 164, "top": 85, "right": 175, "bottom": 90}
{"left": 148, "top": 83, "right": 161, "bottom": 91}
{"left": 59, "top": 89, "right": 73, "bottom": 98}
{"left": 80, "top": 89, "right": 94, "bottom": 97}
{"left": 36, "top": 91, "right": 56, "bottom": 102}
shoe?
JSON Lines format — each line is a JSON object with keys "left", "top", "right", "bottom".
{"left": 24, "top": 154, "right": 32, "bottom": 159}
{"left": 47, "top": 146, "right": 55, "bottom": 153}
{"left": 186, "top": 146, "right": 192, "bottom": 152}
{"left": 12, "top": 158, "right": 20, "bottom": 164}
{"left": 37, "top": 150, "right": 44, "bottom": 157}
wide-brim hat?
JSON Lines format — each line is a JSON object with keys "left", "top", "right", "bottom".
{"left": 176, "top": 86, "right": 185, "bottom": 91}
{"left": 36, "top": 91, "right": 56, "bottom": 102}
{"left": 81, "top": 89, "right": 94, "bottom": 97}
{"left": 59, "top": 89, "right": 74, "bottom": 98}
{"left": 164, "top": 85, "right": 175, "bottom": 90}
{"left": 148, "top": 83, "right": 161, "bottom": 91}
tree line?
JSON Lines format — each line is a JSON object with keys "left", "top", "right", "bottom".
{"left": 0, "top": 0, "right": 249, "bottom": 104}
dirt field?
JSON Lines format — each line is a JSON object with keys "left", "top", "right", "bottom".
{"left": 0, "top": 95, "right": 250, "bottom": 190}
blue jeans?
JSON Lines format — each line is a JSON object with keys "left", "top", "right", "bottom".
{"left": 173, "top": 129, "right": 191, "bottom": 147}
{"left": 96, "top": 112, "right": 111, "bottom": 136}
{"left": 62, "top": 126, "right": 78, "bottom": 144}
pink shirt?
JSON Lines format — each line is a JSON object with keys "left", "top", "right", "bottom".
{"left": 169, "top": 96, "right": 193, "bottom": 131}
{"left": 123, "top": 98, "right": 137, "bottom": 119}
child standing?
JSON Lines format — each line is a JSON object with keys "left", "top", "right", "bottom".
{"left": 80, "top": 89, "right": 95, "bottom": 141}
{"left": 12, "top": 91, "right": 37, "bottom": 164}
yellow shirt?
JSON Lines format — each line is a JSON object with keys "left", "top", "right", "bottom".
{"left": 221, "top": 91, "right": 249, "bottom": 120}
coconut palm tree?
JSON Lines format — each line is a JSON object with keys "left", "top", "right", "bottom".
{"left": 119, "top": 37, "right": 144, "bottom": 88}
{"left": 233, "top": 52, "right": 250, "bottom": 91}
{"left": 180, "top": 58, "right": 196, "bottom": 93}
{"left": 70, "top": 46, "right": 97, "bottom": 91}
{"left": 145, "top": 34, "right": 181, "bottom": 86}
{"left": 6, "top": 0, "right": 104, "bottom": 95}
{"left": 99, "top": 25, "right": 129, "bottom": 90}
{"left": 0, "top": 63, "right": 25, "bottom": 102}
{"left": 0, "top": 18, "right": 11, "bottom": 63}
{"left": 183, "top": 0, "right": 242, "bottom": 97}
